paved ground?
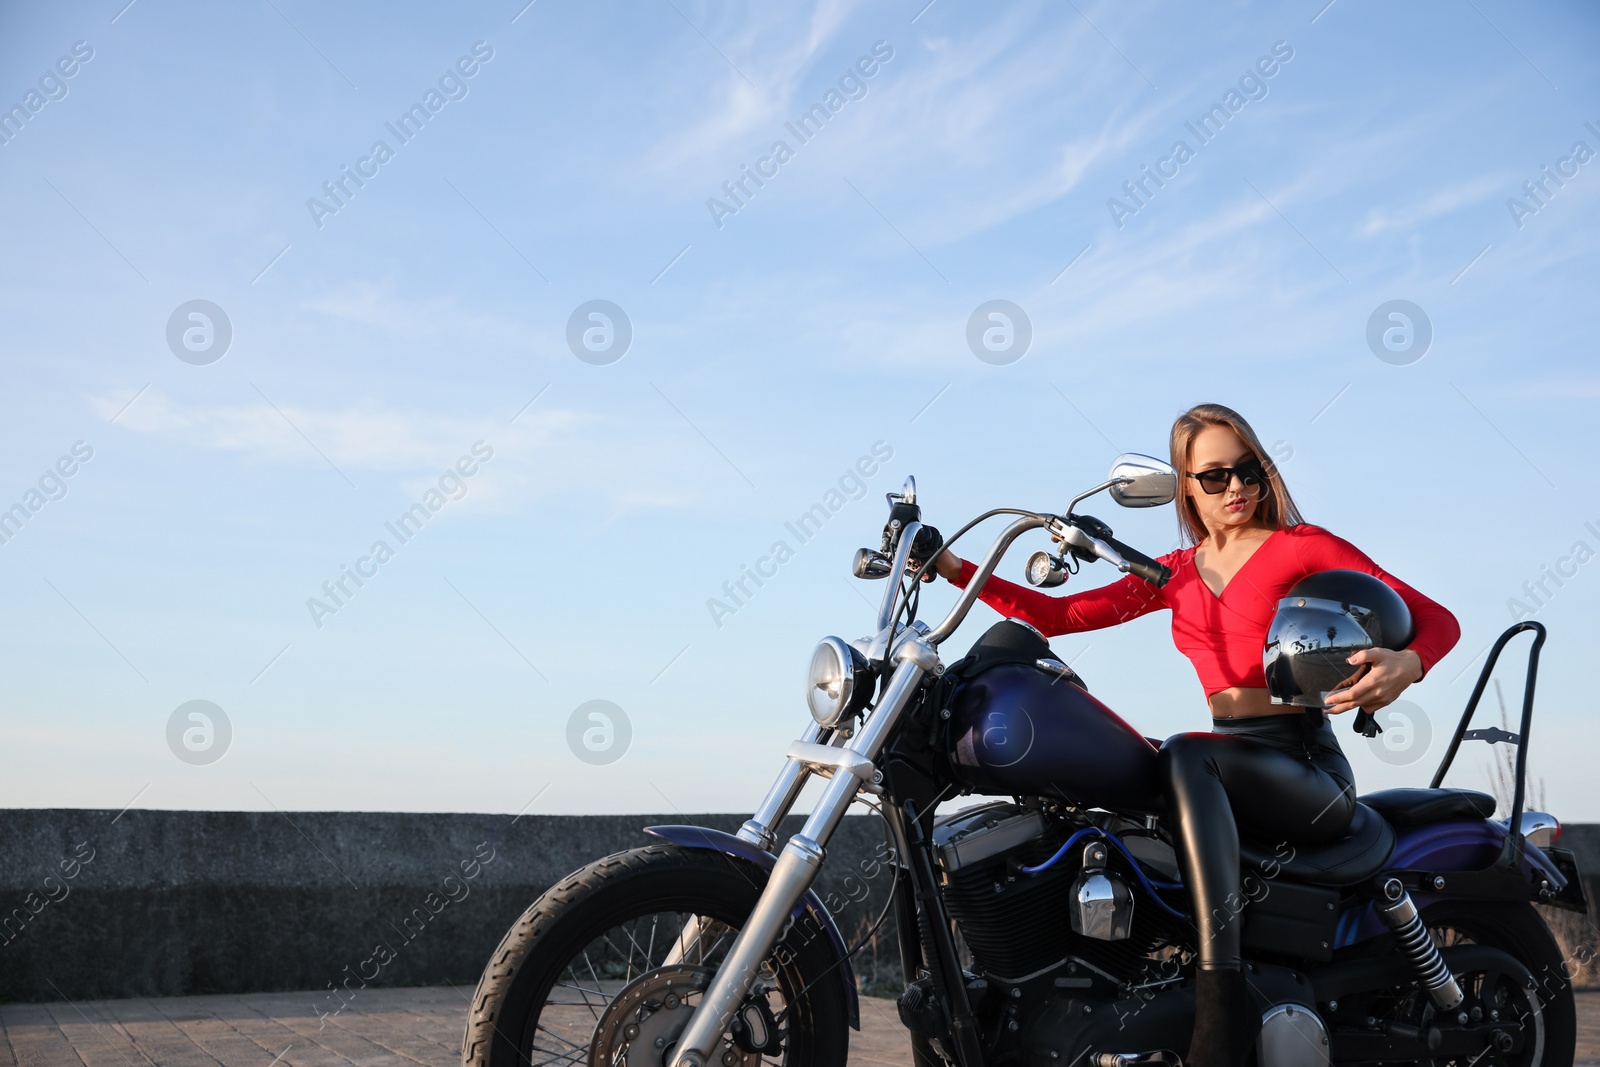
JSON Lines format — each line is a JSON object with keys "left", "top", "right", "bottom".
{"left": 1583, "top": 995, "right": 1600, "bottom": 1067}
{"left": 0, "top": 986, "right": 915, "bottom": 1066}
{"left": 2, "top": 987, "right": 1598, "bottom": 1065}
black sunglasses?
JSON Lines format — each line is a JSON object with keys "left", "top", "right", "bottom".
{"left": 1188, "top": 460, "right": 1267, "bottom": 495}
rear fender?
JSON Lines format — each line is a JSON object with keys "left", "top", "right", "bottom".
{"left": 644, "top": 825, "right": 860, "bottom": 1030}
{"left": 1335, "top": 818, "right": 1569, "bottom": 947}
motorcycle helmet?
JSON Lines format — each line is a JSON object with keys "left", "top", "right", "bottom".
{"left": 1263, "top": 570, "right": 1414, "bottom": 708}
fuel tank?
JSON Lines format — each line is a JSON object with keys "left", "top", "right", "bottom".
{"left": 945, "top": 621, "right": 1163, "bottom": 811}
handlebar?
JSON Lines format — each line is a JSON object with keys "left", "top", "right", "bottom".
{"left": 1046, "top": 516, "right": 1170, "bottom": 588}
{"left": 1100, "top": 534, "right": 1172, "bottom": 588}
{"left": 923, "top": 514, "right": 1048, "bottom": 646}
{"left": 876, "top": 507, "right": 1168, "bottom": 649}
{"left": 875, "top": 519, "right": 925, "bottom": 635}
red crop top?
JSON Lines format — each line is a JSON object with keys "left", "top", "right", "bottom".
{"left": 950, "top": 523, "right": 1459, "bottom": 698}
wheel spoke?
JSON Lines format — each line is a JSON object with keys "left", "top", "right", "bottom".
{"left": 533, "top": 1022, "right": 586, "bottom": 1051}
{"left": 701, "top": 926, "right": 731, "bottom": 963}
{"left": 530, "top": 1017, "right": 592, "bottom": 1067}
{"left": 602, "top": 926, "right": 650, "bottom": 983}
{"left": 645, "top": 914, "right": 660, "bottom": 973}
{"left": 554, "top": 980, "right": 608, "bottom": 1000}
{"left": 679, "top": 917, "right": 727, "bottom": 965}
{"left": 521, "top": 907, "right": 799, "bottom": 1066}
{"left": 616, "top": 921, "right": 655, "bottom": 977}
{"left": 576, "top": 951, "right": 609, "bottom": 1021}
{"left": 529, "top": 1029, "right": 589, "bottom": 1067}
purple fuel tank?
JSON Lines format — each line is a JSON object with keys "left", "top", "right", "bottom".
{"left": 945, "top": 656, "right": 1164, "bottom": 812}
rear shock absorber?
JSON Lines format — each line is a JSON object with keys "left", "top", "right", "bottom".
{"left": 1374, "top": 877, "right": 1463, "bottom": 1010}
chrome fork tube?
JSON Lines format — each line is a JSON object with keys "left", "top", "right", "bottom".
{"left": 662, "top": 723, "right": 832, "bottom": 972}
{"left": 669, "top": 833, "right": 827, "bottom": 1067}
{"left": 668, "top": 651, "right": 932, "bottom": 1067}
{"left": 670, "top": 724, "right": 829, "bottom": 967}
{"left": 797, "top": 649, "right": 929, "bottom": 844}
{"left": 737, "top": 722, "right": 827, "bottom": 850}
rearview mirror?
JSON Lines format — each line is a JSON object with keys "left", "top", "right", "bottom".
{"left": 1108, "top": 453, "right": 1177, "bottom": 508}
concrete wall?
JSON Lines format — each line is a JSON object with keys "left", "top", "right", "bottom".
{"left": 3, "top": 809, "right": 1596, "bottom": 1004}
{"left": 0, "top": 810, "right": 896, "bottom": 1004}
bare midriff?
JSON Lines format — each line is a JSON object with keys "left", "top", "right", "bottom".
{"left": 1207, "top": 687, "right": 1290, "bottom": 719}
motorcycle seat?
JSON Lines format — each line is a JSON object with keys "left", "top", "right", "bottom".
{"left": 1357, "top": 787, "right": 1497, "bottom": 828}
{"left": 1238, "top": 802, "right": 1395, "bottom": 887}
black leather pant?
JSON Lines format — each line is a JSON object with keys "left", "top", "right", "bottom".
{"left": 1158, "top": 712, "right": 1356, "bottom": 970}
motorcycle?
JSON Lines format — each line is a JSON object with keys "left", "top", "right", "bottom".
{"left": 462, "top": 454, "right": 1587, "bottom": 1067}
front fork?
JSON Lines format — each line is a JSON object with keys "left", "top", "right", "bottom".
{"left": 663, "top": 717, "right": 828, "bottom": 968}
{"left": 668, "top": 639, "right": 937, "bottom": 1067}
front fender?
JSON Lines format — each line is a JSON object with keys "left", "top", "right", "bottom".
{"left": 1335, "top": 818, "right": 1569, "bottom": 948}
{"left": 644, "top": 825, "right": 860, "bottom": 1030}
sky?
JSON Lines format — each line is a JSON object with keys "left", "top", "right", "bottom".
{"left": 1, "top": 0, "right": 1597, "bottom": 819}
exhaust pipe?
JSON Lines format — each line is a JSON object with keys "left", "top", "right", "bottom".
{"left": 1092, "top": 1051, "right": 1182, "bottom": 1067}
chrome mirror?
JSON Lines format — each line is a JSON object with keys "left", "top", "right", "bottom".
{"left": 1107, "top": 453, "right": 1177, "bottom": 508}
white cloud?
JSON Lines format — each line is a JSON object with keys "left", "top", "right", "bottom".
{"left": 1356, "top": 174, "right": 1508, "bottom": 237}
{"left": 93, "top": 388, "right": 513, "bottom": 471}
{"left": 640, "top": 0, "right": 1178, "bottom": 246}
{"left": 640, "top": 1, "right": 872, "bottom": 179}
{"left": 89, "top": 389, "right": 721, "bottom": 520}
{"left": 300, "top": 280, "right": 537, "bottom": 350}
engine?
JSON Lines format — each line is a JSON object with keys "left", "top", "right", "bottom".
{"left": 931, "top": 801, "right": 1188, "bottom": 989}
{"left": 922, "top": 802, "right": 1336, "bottom": 1067}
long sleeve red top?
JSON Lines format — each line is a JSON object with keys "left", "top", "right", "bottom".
{"left": 950, "top": 523, "right": 1460, "bottom": 698}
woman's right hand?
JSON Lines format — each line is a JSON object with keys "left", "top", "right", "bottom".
{"left": 934, "top": 550, "right": 963, "bottom": 582}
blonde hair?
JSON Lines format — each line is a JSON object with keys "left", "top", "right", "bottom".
{"left": 1169, "top": 403, "right": 1304, "bottom": 545}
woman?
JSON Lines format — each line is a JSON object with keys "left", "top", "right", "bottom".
{"left": 933, "top": 403, "right": 1459, "bottom": 1067}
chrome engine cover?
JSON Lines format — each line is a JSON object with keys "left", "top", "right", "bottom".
{"left": 1256, "top": 1002, "right": 1330, "bottom": 1067}
{"left": 1071, "top": 842, "right": 1134, "bottom": 942}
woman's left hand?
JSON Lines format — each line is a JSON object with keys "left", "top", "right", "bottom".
{"left": 1323, "top": 648, "right": 1424, "bottom": 715}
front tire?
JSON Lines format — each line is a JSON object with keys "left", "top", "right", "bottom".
{"left": 462, "top": 844, "right": 853, "bottom": 1067}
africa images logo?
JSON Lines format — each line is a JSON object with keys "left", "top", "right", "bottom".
{"left": 305, "top": 42, "right": 495, "bottom": 229}
{"left": 305, "top": 442, "right": 494, "bottom": 628}
{"left": 166, "top": 300, "right": 233, "bottom": 365}
{"left": 0, "top": 40, "right": 94, "bottom": 148}
{"left": 1105, "top": 40, "right": 1294, "bottom": 229}
{"left": 705, "top": 41, "right": 895, "bottom": 229}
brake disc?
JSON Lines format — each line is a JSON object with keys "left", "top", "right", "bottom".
{"left": 589, "top": 964, "right": 762, "bottom": 1067}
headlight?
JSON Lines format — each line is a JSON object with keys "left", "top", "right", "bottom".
{"left": 806, "top": 636, "right": 867, "bottom": 727}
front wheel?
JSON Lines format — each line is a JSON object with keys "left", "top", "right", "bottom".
{"left": 462, "top": 844, "right": 853, "bottom": 1067}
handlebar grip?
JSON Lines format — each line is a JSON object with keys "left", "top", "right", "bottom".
{"left": 1104, "top": 536, "right": 1172, "bottom": 588}
{"left": 909, "top": 525, "right": 943, "bottom": 583}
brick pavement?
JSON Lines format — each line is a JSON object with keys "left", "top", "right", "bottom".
{"left": 0, "top": 985, "right": 913, "bottom": 1066}
{"left": 3, "top": 987, "right": 1598, "bottom": 1065}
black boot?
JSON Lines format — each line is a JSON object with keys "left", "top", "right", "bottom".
{"left": 1185, "top": 967, "right": 1260, "bottom": 1067}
